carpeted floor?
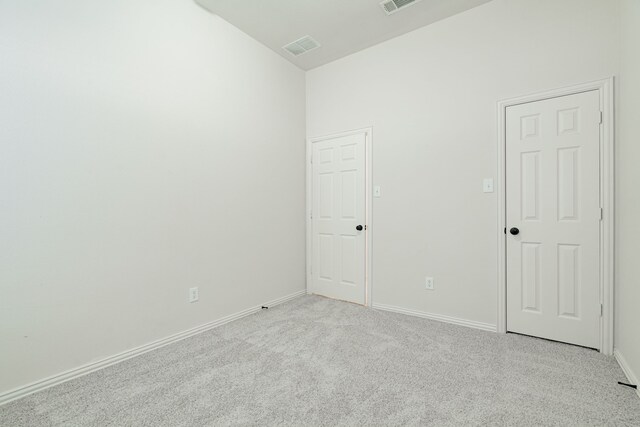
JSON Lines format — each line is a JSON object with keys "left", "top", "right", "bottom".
{"left": 1, "top": 295, "right": 640, "bottom": 426}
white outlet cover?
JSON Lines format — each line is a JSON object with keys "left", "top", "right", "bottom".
{"left": 189, "top": 287, "right": 199, "bottom": 303}
{"left": 425, "top": 277, "right": 434, "bottom": 290}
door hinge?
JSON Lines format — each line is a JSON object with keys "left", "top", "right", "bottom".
{"left": 310, "top": 211, "right": 313, "bottom": 219}
{"left": 310, "top": 156, "right": 313, "bottom": 164}
{"left": 599, "top": 111, "right": 603, "bottom": 124}
{"left": 600, "top": 208, "right": 603, "bottom": 221}
{"left": 600, "top": 304, "right": 603, "bottom": 317}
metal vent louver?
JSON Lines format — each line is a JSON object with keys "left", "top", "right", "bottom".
{"left": 283, "top": 36, "right": 321, "bottom": 57}
{"left": 379, "top": 0, "right": 424, "bottom": 15}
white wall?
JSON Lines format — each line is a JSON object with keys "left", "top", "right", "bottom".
{"left": 307, "top": 0, "right": 620, "bottom": 326}
{"left": 616, "top": 0, "right": 640, "bottom": 388}
{"left": 0, "top": 0, "right": 306, "bottom": 394}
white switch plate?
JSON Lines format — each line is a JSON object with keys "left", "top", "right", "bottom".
{"left": 425, "top": 277, "right": 434, "bottom": 290}
{"left": 374, "top": 186, "right": 382, "bottom": 198}
{"left": 483, "top": 178, "right": 494, "bottom": 193}
{"left": 189, "top": 287, "right": 199, "bottom": 303}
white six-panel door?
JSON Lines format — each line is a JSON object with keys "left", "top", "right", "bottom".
{"left": 311, "top": 132, "right": 366, "bottom": 305}
{"left": 506, "top": 90, "right": 601, "bottom": 349}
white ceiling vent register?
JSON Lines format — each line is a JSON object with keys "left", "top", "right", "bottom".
{"left": 380, "top": 0, "right": 424, "bottom": 15}
{"left": 282, "top": 36, "right": 321, "bottom": 56}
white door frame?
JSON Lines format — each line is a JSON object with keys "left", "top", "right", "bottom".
{"left": 497, "top": 78, "right": 615, "bottom": 355}
{"left": 306, "top": 127, "right": 373, "bottom": 307}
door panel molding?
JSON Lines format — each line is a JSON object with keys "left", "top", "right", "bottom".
{"left": 306, "top": 127, "right": 373, "bottom": 306}
{"left": 497, "top": 78, "right": 614, "bottom": 354}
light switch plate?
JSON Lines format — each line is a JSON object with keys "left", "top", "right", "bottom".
{"left": 483, "top": 178, "right": 494, "bottom": 193}
{"left": 374, "top": 186, "right": 382, "bottom": 198}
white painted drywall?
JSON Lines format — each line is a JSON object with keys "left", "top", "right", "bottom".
{"left": 0, "top": 0, "right": 305, "bottom": 394}
{"left": 616, "top": 0, "right": 640, "bottom": 387}
{"left": 306, "top": 0, "right": 620, "bottom": 326}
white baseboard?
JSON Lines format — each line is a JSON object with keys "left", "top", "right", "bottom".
{"left": 372, "top": 302, "right": 497, "bottom": 333}
{"left": 0, "top": 289, "right": 306, "bottom": 406}
{"left": 614, "top": 348, "right": 640, "bottom": 399}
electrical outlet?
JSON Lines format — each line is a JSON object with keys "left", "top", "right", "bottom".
{"left": 425, "top": 277, "right": 434, "bottom": 290}
{"left": 189, "top": 287, "right": 199, "bottom": 303}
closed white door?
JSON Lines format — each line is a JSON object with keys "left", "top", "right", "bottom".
{"left": 506, "top": 90, "right": 601, "bottom": 349}
{"left": 311, "top": 132, "right": 366, "bottom": 305}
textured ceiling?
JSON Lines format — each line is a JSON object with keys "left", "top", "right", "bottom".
{"left": 195, "top": 0, "right": 493, "bottom": 70}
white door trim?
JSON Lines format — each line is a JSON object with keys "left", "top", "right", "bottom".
{"left": 497, "top": 78, "right": 615, "bottom": 354}
{"left": 306, "top": 127, "right": 373, "bottom": 306}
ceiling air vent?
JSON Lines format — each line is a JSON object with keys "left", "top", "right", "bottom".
{"left": 380, "top": 0, "right": 424, "bottom": 15}
{"left": 283, "top": 36, "right": 321, "bottom": 57}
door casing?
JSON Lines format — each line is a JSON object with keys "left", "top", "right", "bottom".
{"left": 497, "top": 78, "right": 615, "bottom": 354}
{"left": 306, "top": 127, "right": 373, "bottom": 306}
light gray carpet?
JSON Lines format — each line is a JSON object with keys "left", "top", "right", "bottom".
{"left": 2, "top": 295, "right": 640, "bottom": 426}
